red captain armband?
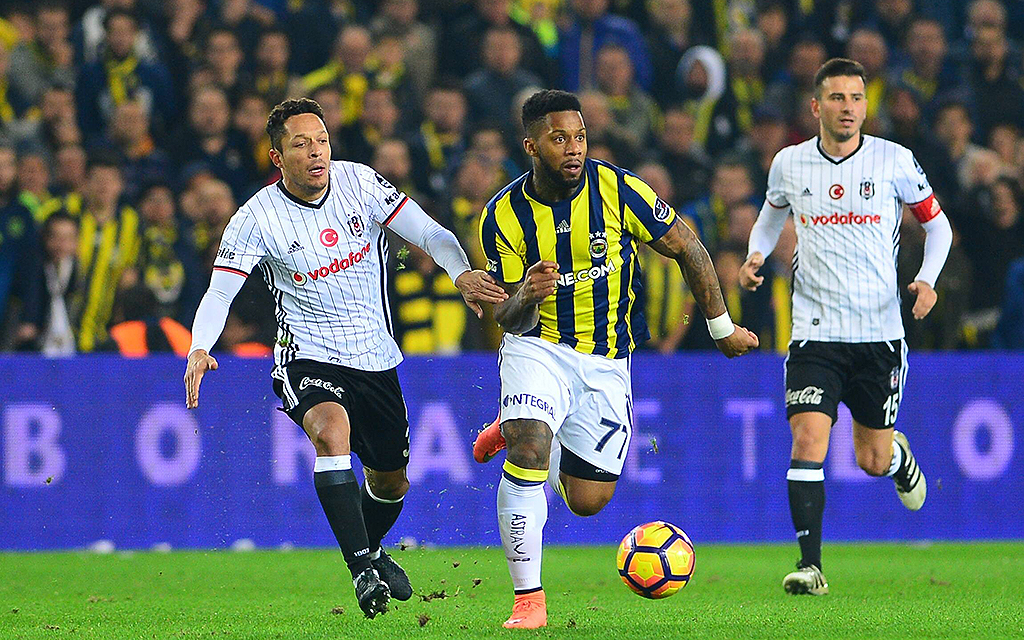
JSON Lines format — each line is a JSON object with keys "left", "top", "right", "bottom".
{"left": 907, "top": 193, "right": 942, "bottom": 224}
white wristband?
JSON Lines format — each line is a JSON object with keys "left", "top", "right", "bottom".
{"left": 706, "top": 312, "right": 735, "bottom": 340}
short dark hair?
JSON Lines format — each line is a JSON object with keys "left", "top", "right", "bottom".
{"left": 87, "top": 149, "right": 121, "bottom": 172}
{"left": 521, "top": 90, "right": 582, "bottom": 135}
{"left": 813, "top": 58, "right": 866, "bottom": 97}
{"left": 42, "top": 210, "right": 78, "bottom": 236}
{"left": 266, "top": 98, "right": 324, "bottom": 151}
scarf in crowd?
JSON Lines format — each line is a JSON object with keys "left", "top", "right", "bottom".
{"left": 105, "top": 53, "right": 140, "bottom": 105}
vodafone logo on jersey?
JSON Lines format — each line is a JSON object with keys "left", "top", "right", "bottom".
{"left": 320, "top": 228, "right": 339, "bottom": 247}
{"left": 292, "top": 242, "right": 373, "bottom": 285}
{"left": 799, "top": 211, "right": 882, "bottom": 227}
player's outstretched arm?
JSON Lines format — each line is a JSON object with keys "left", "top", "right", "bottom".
{"left": 494, "top": 260, "right": 559, "bottom": 335}
{"left": 385, "top": 197, "right": 507, "bottom": 317}
{"left": 649, "top": 220, "right": 758, "bottom": 358}
{"left": 184, "top": 269, "right": 246, "bottom": 408}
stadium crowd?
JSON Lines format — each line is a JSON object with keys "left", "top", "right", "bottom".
{"left": 0, "top": 0, "right": 1022, "bottom": 356}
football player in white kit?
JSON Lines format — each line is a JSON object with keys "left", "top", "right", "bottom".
{"left": 182, "top": 99, "right": 507, "bottom": 617}
{"left": 741, "top": 59, "right": 952, "bottom": 595}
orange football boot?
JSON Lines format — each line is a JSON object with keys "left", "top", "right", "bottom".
{"left": 502, "top": 590, "right": 547, "bottom": 629}
{"left": 472, "top": 415, "right": 506, "bottom": 463}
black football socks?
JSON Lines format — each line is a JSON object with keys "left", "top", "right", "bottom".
{"left": 314, "top": 456, "right": 372, "bottom": 578}
{"left": 787, "top": 459, "right": 825, "bottom": 570}
{"left": 361, "top": 481, "right": 405, "bottom": 556}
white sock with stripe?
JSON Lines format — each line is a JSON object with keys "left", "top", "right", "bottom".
{"left": 498, "top": 461, "right": 548, "bottom": 593}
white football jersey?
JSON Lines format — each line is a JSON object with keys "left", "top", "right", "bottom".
{"left": 213, "top": 161, "right": 408, "bottom": 371}
{"left": 765, "top": 135, "right": 933, "bottom": 342}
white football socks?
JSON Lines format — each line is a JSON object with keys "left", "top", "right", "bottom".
{"left": 497, "top": 474, "right": 548, "bottom": 592}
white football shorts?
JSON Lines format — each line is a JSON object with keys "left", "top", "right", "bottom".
{"left": 497, "top": 334, "right": 632, "bottom": 475}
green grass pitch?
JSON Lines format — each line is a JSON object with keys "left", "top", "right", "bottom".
{"left": 2, "top": 543, "right": 1022, "bottom": 639}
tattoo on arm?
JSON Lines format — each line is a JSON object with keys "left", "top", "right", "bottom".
{"left": 494, "top": 281, "right": 540, "bottom": 334}
{"left": 648, "top": 220, "right": 728, "bottom": 320}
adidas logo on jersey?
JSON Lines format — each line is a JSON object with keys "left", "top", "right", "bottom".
{"left": 287, "top": 240, "right": 304, "bottom": 254}
{"left": 802, "top": 188, "right": 812, "bottom": 196}
{"left": 555, "top": 220, "right": 571, "bottom": 234}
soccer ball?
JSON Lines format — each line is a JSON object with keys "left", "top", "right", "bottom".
{"left": 616, "top": 521, "right": 695, "bottom": 599}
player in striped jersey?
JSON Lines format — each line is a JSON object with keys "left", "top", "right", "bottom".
{"left": 473, "top": 90, "right": 759, "bottom": 628}
{"left": 182, "top": 99, "right": 506, "bottom": 617}
{"left": 740, "top": 59, "right": 952, "bottom": 595}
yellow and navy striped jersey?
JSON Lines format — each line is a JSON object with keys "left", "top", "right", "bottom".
{"left": 479, "top": 158, "right": 677, "bottom": 358}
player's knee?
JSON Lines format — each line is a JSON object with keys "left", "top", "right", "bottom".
{"left": 504, "top": 421, "right": 552, "bottom": 470}
{"left": 566, "top": 493, "right": 611, "bottom": 517}
{"left": 791, "top": 429, "right": 825, "bottom": 458}
{"left": 311, "top": 423, "right": 349, "bottom": 456}
{"left": 856, "top": 449, "right": 890, "bottom": 476}
{"left": 370, "top": 476, "right": 409, "bottom": 501}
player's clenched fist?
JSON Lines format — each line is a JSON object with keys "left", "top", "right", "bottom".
{"left": 184, "top": 348, "right": 218, "bottom": 409}
{"left": 520, "top": 260, "right": 560, "bottom": 304}
{"left": 739, "top": 252, "right": 765, "bottom": 291}
{"left": 715, "top": 325, "right": 760, "bottom": 358}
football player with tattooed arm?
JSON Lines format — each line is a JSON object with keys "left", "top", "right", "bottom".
{"left": 740, "top": 59, "right": 953, "bottom": 596}
{"left": 182, "top": 98, "right": 507, "bottom": 618}
{"left": 472, "top": 89, "right": 759, "bottom": 629}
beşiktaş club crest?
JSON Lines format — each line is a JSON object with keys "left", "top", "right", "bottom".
{"left": 347, "top": 212, "right": 365, "bottom": 237}
{"left": 589, "top": 231, "right": 608, "bottom": 259}
{"left": 860, "top": 179, "right": 875, "bottom": 199}
{"left": 890, "top": 366, "right": 900, "bottom": 390}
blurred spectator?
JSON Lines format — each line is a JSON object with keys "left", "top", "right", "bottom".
{"left": 678, "top": 155, "right": 755, "bottom": 254}
{"left": 869, "top": 0, "right": 914, "bottom": 53}
{"left": 560, "top": 0, "right": 651, "bottom": 92}
{"left": 252, "top": 27, "right": 301, "bottom": 108}
{"left": 408, "top": 81, "right": 467, "bottom": 200}
{"left": 303, "top": 25, "right": 374, "bottom": 126}
{"left": 53, "top": 144, "right": 87, "bottom": 199}
{"left": 992, "top": 257, "right": 1024, "bottom": 349}
{"left": 934, "top": 100, "right": 986, "bottom": 200}
{"left": 16, "top": 149, "right": 56, "bottom": 221}
{"left": 369, "top": 32, "right": 417, "bottom": 111}
{"left": 371, "top": 0, "right": 437, "bottom": 98}
{"left": 0, "top": 40, "right": 35, "bottom": 141}
{"left": 169, "top": 85, "right": 257, "bottom": 202}
{"left": 465, "top": 26, "right": 542, "bottom": 127}
{"left": 106, "top": 100, "right": 172, "bottom": 201}
{"left": 894, "top": 17, "right": 956, "bottom": 123}
{"left": 390, "top": 244, "right": 468, "bottom": 354}
{"left": 645, "top": 0, "right": 703, "bottom": 106}
{"left": 215, "top": 0, "right": 275, "bottom": 60}
{"left": 191, "top": 177, "right": 237, "bottom": 267}
{"left": 16, "top": 212, "right": 76, "bottom": 354}
{"left": 203, "top": 28, "right": 248, "bottom": 105}
{"left": 134, "top": 182, "right": 204, "bottom": 324}
{"left": 442, "top": 0, "right": 552, "bottom": 85}
{"left": 764, "top": 38, "right": 826, "bottom": 125}
{"left": 31, "top": 84, "right": 79, "bottom": 151}
{"left": 576, "top": 90, "right": 638, "bottom": 167}
{"left": 0, "top": 143, "right": 39, "bottom": 349}
{"left": 650, "top": 107, "right": 711, "bottom": 206}
{"left": 233, "top": 91, "right": 275, "bottom": 182}
{"left": 76, "top": 0, "right": 160, "bottom": 65}
{"left": 988, "top": 123, "right": 1024, "bottom": 169}
{"left": 675, "top": 46, "right": 735, "bottom": 157}
{"left": 738, "top": 105, "right": 789, "bottom": 192}
{"left": 104, "top": 284, "right": 192, "bottom": 356}
{"left": 710, "top": 243, "right": 780, "bottom": 351}
{"left": 964, "top": 22, "right": 1024, "bottom": 142}
{"left": 74, "top": 154, "right": 141, "bottom": 352}
{"left": 8, "top": 2, "right": 75, "bottom": 108}
{"left": 726, "top": 29, "right": 767, "bottom": 136}
{"left": 594, "top": 43, "right": 658, "bottom": 154}
{"left": 885, "top": 85, "right": 958, "bottom": 206}
{"left": 371, "top": 138, "right": 426, "bottom": 207}
{"left": 340, "top": 86, "right": 402, "bottom": 165}
{"left": 444, "top": 152, "right": 501, "bottom": 271}
{"left": 846, "top": 28, "right": 891, "bottom": 133}
{"left": 756, "top": 1, "right": 791, "bottom": 82}
{"left": 76, "top": 8, "right": 175, "bottom": 140}
{"left": 958, "top": 176, "right": 1024, "bottom": 317}
{"left": 636, "top": 162, "right": 690, "bottom": 353}
{"left": 467, "top": 124, "right": 523, "bottom": 187}
{"left": 282, "top": 0, "right": 352, "bottom": 75}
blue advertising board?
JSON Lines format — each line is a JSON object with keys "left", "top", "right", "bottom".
{"left": 0, "top": 353, "right": 1020, "bottom": 550}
